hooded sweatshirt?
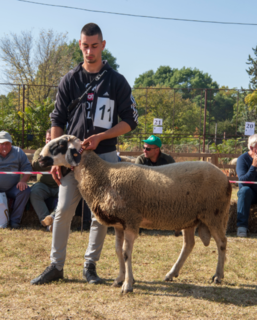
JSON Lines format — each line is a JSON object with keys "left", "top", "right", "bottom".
{"left": 51, "top": 61, "right": 138, "bottom": 154}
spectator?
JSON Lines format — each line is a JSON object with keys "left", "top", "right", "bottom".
{"left": 135, "top": 135, "right": 175, "bottom": 235}
{"left": 0, "top": 131, "right": 31, "bottom": 229}
{"left": 30, "top": 129, "right": 58, "bottom": 230}
{"left": 236, "top": 134, "right": 257, "bottom": 237}
{"left": 135, "top": 135, "right": 175, "bottom": 166}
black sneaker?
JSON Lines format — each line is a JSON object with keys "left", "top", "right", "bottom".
{"left": 83, "top": 263, "right": 103, "bottom": 284}
{"left": 31, "top": 264, "right": 63, "bottom": 285}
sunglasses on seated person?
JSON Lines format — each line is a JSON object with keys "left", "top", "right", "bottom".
{"left": 143, "top": 146, "right": 158, "bottom": 151}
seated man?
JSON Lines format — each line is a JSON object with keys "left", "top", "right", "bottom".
{"left": 0, "top": 131, "right": 31, "bottom": 229}
{"left": 135, "top": 135, "right": 175, "bottom": 166}
{"left": 30, "top": 129, "right": 59, "bottom": 230}
{"left": 236, "top": 134, "right": 257, "bottom": 237}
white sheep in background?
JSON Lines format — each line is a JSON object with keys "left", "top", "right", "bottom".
{"left": 228, "top": 158, "right": 238, "bottom": 177}
{"left": 38, "top": 135, "right": 232, "bottom": 294}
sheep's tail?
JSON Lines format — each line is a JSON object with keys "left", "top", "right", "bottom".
{"left": 198, "top": 222, "right": 211, "bottom": 246}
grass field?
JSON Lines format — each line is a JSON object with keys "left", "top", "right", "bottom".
{"left": 1, "top": 227, "right": 257, "bottom": 320}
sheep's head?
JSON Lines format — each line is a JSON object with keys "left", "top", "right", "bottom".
{"left": 38, "top": 135, "right": 82, "bottom": 168}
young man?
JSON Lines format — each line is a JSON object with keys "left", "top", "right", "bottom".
{"left": 135, "top": 135, "right": 175, "bottom": 166}
{"left": 31, "top": 23, "right": 138, "bottom": 285}
{"left": 0, "top": 131, "right": 31, "bottom": 228}
{"left": 30, "top": 129, "right": 59, "bottom": 230}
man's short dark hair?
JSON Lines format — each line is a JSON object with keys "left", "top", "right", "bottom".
{"left": 46, "top": 128, "right": 51, "bottom": 135}
{"left": 81, "top": 23, "right": 103, "bottom": 41}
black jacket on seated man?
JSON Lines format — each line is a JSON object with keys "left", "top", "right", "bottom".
{"left": 135, "top": 152, "right": 175, "bottom": 166}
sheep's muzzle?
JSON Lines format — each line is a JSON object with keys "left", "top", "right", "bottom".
{"left": 38, "top": 155, "right": 54, "bottom": 168}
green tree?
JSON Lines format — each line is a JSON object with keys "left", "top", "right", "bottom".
{"left": 133, "top": 86, "right": 205, "bottom": 135}
{"left": 211, "top": 87, "right": 237, "bottom": 122}
{"left": 246, "top": 46, "right": 257, "bottom": 90}
{"left": 134, "top": 66, "right": 218, "bottom": 91}
{"left": 0, "top": 30, "right": 73, "bottom": 104}
{"left": 68, "top": 39, "right": 119, "bottom": 71}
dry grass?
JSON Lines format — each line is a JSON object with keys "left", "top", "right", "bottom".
{"left": 1, "top": 228, "right": 257, "bottom": 319}
{"left": 231, "top": 185, "right": 239, "bottom": 201}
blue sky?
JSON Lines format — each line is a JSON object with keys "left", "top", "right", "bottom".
{"left": 1, "top": 0, "right": 257, "bottom": 92}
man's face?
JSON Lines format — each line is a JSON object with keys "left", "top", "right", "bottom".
{"left": 79, "top": 34, "right": 106, "bottom": 65}
{"left": 0, "top": 142, "right": 12, "bottom": 157}
{"left": 46, "top": 132, "right": 51, "bottom": 144}
{"left": 143, "top": 143, "right": 159, "bottom": 159}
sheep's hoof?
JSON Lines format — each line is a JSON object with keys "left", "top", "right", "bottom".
{"left": 165, "top": 272, "right": 178, "bottom": 281}
{"left": 211, "top": 275, "right": 221, "bottom": 284}
{"left": 113, "top": 278, "right": 135, "bottom": 287}
{"left": 121, "top": 283, "right": 133, "bottom": 294}
{"left": 112, "top": 280, "right": 123, "bottom": 287}
{"left": 164, "top": 275, "right": 173, "bottom": 282}
{"left": 121, "top": 287, "right": 133, "bottom": 294}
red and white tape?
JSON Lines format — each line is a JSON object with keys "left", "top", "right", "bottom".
{"left": 0, "top": 172, "right": 51, "bottom": 174}
{"left": 229, "top": 180, "right": 257, "bottom": 184}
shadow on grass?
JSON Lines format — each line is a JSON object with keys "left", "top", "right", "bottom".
{"left": 61, "top": 277, "right": 257, "bottom": 306}
{"left": 129, "top": 279, "right": 257, "bottom": 306}
{"left": 62, "top": 278, "right": 116, "bottom": 287}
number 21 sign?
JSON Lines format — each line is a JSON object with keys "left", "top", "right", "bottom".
{"left": 153, "top": 118, "right": 163, "bottom": 126}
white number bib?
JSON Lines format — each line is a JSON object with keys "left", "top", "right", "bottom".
{"left": 94, "top": 97, "right": 114, "bottom": 129}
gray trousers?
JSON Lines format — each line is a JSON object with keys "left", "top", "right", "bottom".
{"left": 50, "top": 150, "right": 118, "bottom": 270}
{"left": 30, "top": 182, "right": 59, "bottom": 223}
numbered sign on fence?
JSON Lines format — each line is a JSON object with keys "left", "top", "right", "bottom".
{"left": 153, "top": 126, "right": 163, "bottom": 134}
{"left": 153, "top": 118, "right": 163, "bottom": 126}
{"left": 245, "top": 122, "right": 255, "bottom": 136}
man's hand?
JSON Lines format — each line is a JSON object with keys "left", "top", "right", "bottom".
{"left": 82, "top": 134, "right": 102, "bottom": 150}
{"left": 253, "top": 154, "right": 257, "bottom": 167}
{"left": 16, "top": 181, "right": 28, "bottom": 191}
{"left": 51, "top": 165, "right": 62, "bottom": 186}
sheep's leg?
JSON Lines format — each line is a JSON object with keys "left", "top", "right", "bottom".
{"left": 112, "top": 228, "right": 125, "bottom": 287}
{"left": 165, "top": 227, "right": 195, "bottom": 281}
{"left": 121, "top": 229, "right": 137, "bottom": 294}
{"left": 210, "top": 228, "right": 227, "bottom": 284}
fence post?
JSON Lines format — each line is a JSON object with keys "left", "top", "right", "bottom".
{"left": 145, "top": 89, "right": 148, "bottom": 134}
{"left": 202, "top": 89, "right": 207, "bottom": 153}
{"left": 22, "top": 85, "right": 25, "bottom": 149}
{"left": 211, "top": 154, "right": 218, "bottom": 167}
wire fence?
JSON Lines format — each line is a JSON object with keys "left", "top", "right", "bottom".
{"left": 0, "top": 83, "right": 255, "bottom": 155}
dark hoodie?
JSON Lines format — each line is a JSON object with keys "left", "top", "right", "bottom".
{"left": 51, "top": 61, "right": 138, "bottom": 154}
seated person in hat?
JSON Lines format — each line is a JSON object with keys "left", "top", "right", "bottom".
{"left": 30, "top": 129, "right": 59, "bottom": 231}
{"left": 135, "top": 135, "right": 175, "bottom": 166}
{"left": 0, "top": 131, "right": 31, "bottom": 229}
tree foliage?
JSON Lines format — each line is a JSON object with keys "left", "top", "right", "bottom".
{"left": 246, "top": 46, "right": 257, "bottom": 90}
{"left": 134, "top": 66, "right": 218, "bottom": 90}
{"left": 0, "top": 30, "right": 73, "bottom": 103}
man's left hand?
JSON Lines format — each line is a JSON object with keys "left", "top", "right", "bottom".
{"left": 16, "top": 181, "right": 28, "bottom": 191}
{"left": 82, "top": 135, "right": 102, "bottom": 150}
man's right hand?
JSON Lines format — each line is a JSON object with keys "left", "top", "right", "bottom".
{"left": 252, "top": 154, "right": 257, "bottom": 167}
{"left": 51, "top": 165, "right": 62, "bottom": 186}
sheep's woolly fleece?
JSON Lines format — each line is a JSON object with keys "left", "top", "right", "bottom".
{"left": 75, "top": 150, "right": 231, "bottom": 233}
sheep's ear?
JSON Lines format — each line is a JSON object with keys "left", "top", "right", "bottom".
{"left": 65, "top": 148, "right": 81, "bottom": 166}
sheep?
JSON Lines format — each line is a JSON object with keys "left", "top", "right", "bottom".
{"left": 119, "top": 155, "right": 136, "bottom": 163}
{"left": 38, "top": 135, "right": 232, "bottom": 294}
{"left": 228, "top": 158, "right": 238, "bottom": 177}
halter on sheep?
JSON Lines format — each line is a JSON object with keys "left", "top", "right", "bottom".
{"left": 39, "top": 135, "right": 232, "bottom": 294}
